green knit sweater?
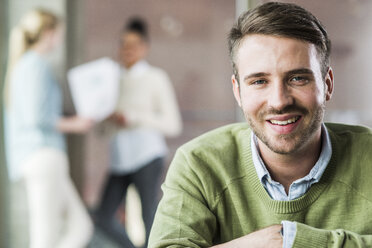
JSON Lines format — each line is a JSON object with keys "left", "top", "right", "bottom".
{"left": 149, "top": 123, "right": 372, "bottom": 248}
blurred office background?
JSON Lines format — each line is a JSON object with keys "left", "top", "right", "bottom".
{"left": 1, "top": 0, "right": 372, "bottom": 247}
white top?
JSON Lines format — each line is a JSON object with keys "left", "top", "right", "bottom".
{"left": 108, "top": 60, "right": 182, "bottom": 174}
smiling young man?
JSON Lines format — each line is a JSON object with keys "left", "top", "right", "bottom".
{"left": 148, "top": 2, "right": 372, "bottom": 248}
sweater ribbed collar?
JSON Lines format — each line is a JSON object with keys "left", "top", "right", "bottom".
{"left": 240, "top": 125, "right": 338, "bottom": 214}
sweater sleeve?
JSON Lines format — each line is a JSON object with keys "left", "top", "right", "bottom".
{"left": 148, "top": 149, "right": 217, "bottom": 248}
{"left": 293, "top": 222, "right": 372, "bottom": 247}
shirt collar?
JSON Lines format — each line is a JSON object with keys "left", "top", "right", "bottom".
{"left": 251, "top": 123, "right": 332, "bottom": 185}
{"left": 121, "top": 60, "right": 150, "bottom": 78}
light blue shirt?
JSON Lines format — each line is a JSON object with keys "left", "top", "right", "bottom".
{"left": 5, "top": 51, "right": 65, "bottom": 181}
{"left": 251, "top": 124, "right": 332, "bottom": 248}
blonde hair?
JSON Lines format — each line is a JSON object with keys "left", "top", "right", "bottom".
{"left": 4, "top": 8, "right": 59, "bottom": 106}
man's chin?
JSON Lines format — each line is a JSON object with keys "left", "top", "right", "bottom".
{"left": 261, "top": 138, "right": 301, "bottom": 155}
{"left": 266, "top": 146, "right": 297, "bottom": 155}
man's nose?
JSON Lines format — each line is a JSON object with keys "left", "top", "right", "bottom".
{"left": 267, "top": 81, "right": 294, "bottom": 110}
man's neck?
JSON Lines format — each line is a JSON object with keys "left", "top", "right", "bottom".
{"left": 257, "top": 132, "right": 322, "bottom": 193}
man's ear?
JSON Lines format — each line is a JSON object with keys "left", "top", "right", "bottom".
{"left": 232, "top": 74, "right": 242, "bottom": 107}
{"left": 324, "top": 67, "right": 334, "bottom": 101}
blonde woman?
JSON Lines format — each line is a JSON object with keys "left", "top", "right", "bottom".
{"left": 5, "top": 9, "right": 93, "bottom": 248}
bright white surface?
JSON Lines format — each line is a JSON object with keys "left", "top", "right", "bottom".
{"left": 68, "top": 57, "right": 120, "bottom": 121}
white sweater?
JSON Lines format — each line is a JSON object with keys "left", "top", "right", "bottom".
{"left": 109, "top": 60, "right": 182, "bottom": 174}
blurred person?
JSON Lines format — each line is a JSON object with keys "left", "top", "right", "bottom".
{"left": 94, "top": 17, "right": 182, "bottom": 248}
{"left": 149, "top": 2, "right": 372, "bottom": 248}
{"left": 4, "top": 8, "right": 93, "bottom": 248}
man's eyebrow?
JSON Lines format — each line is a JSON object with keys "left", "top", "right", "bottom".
{"left": 242, "top": 68, "right": 314, "bottom": 82}
{"left": 286, "top": 68, "right": 314, "bottom": 75}
{"left": 243, "top": 72, "right": 270, "bottom": 82}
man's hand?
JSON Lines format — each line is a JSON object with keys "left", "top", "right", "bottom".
{"left": 57, "top": 116, "right": 94, "bottom": 134}
{"left": 212, "top": 224, "right": 283, "bottom": 248}
{"left": 107, "top": 112, "right": 127, "bottom": 127}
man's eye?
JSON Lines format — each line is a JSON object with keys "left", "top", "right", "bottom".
{"left": 252, "top": 79, "right": 266, "bottom": 85}
{"left": 291, "top": 76, "right": 309, "bottom": 83}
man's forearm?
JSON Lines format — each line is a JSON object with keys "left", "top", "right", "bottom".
{"left": 212, "top": 224, "right": 283, "bottom": 248}
{"left": 293, "top": 222, "right": 372, "bottom": 248}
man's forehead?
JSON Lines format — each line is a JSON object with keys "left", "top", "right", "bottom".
{"left": 235, "top": 34, "right": 323, "bottom": 80}
{"left": 237, "top": 34, "right": 315, "bottom": 53}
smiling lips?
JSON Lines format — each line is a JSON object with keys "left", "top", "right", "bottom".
{"left": 269, "top": 116, "right": 300, "bottom": 125}
{"left": 267, "top": 115, "right": 302, "bottom": 134}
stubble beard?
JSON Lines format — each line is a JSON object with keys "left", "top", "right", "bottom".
{"left": 244, "top": 102, "right": 326, "bottom": 155}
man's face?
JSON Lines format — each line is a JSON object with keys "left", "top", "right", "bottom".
{"left": 232, "top": 34, "right": 333, "bottom": 155}
{"left": 119, "top": 32, "right": 148, "bottom": 68}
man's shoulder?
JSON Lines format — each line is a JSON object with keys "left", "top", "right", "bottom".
{"left": 142, "top": 65, "right": 172, "bottom": 88}
{"left": 179, "top": 123, "right": 251, "bottom": 163}
{"left": 167, "top": 123, "right": 252, "bottom": 200}
{"left": 326, "top": 122, "right": 372, "bottom": 169}
{"left": 325, "top": 122, "right": 372, "bottom": 145}
{"left": 179, "top": 122, "right": 251, "bottom": 154}
{"left": 326, "top": 122, "right": 372, "bottom": 147}
{"left": 325, "top": 122, "right": 372, "bottom": 135}
{"left": 325, "top": 123, "right": 372, "bottom": 196}
{"left": 146, "top": 65, "right": 169, "bottom": 78}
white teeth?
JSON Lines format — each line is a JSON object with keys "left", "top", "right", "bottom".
{"left": 270, "top": 117, "right": 299, "bottom": 125}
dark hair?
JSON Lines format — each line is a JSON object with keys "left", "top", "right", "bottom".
{"left": 123, "top": 17, "right": 149, "bottom": 42}
{"left": 228, "top": 2, "right": 331, "bottom": 81}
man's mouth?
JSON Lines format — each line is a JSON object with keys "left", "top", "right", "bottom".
{"left": 268, "top": 116, "right": 300, "bottom": 126}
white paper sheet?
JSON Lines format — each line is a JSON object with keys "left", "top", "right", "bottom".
{"left": 68, "top": 57, "right": 120, "bottom": 121}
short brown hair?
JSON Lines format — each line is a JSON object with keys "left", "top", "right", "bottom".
{"left": 228, "top": 2, "right": 331, "bottom": 81}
